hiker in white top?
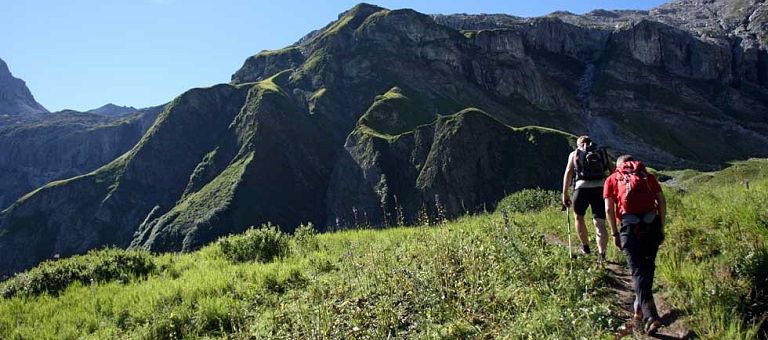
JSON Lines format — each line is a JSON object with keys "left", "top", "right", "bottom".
{"left": 561, "top": 136, "right": 612, "bottom": 264}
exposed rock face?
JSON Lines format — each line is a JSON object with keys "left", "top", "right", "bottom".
{"left": 2, "top": 1, "right": 768, "bottom": 276}
{"left": 326, "top": 108, "right": 573, "bottom": 227}
{"left": 431, "top": 0, "right": 768, "bottom": 167}
{"left": 0, "top": 58, "right": 48, "bottom": 117}
{"left": 0, "top": 107, "right": 162, "bottom": 209}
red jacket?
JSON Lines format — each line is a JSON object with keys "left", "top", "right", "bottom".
{"left": 603, "top": 162, "right": 662, "bottom": 218}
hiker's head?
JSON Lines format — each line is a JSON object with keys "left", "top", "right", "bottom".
{"left": 577, "top": 136, "right": 591, "bottom": 149}
{"left": 616, "top": 154, "right": 635, "bottom": 167}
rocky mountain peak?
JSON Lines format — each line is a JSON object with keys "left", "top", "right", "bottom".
{"left": 0, "top": 58, "right": 10, "bottom": 77}
{"left": 86, "top": 103, "right": 138, "bottom": 116}
{"left": 344, "top": 2, "right": 385, "bottom": 18}
{"left": 0, "top": 57, "right": 48, "bottom": 117}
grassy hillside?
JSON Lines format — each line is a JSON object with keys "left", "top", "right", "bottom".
{"left": 1, "top": 159, "right": 766, "bottom": 339}
{"left": 658, "top": 159, "right": 768, "bottom": 338}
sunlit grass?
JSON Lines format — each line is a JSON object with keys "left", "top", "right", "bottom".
{"left": 0, "top": 213, "right": 621, "bottom": 338}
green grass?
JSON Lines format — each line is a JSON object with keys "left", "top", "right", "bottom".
{"left": 495, "top": 188, "right": 560, "bottom": 214}
{"left": 357, "top": 86, "right": 436, "bottom": 136}
{"left": 657, "top": 159, "right": 768, "bottom": 338}
{"left": 156, "top": 151, "right": 254, "bottom": 234}
{"left": 0, "top": 213, "right": 622, "bottom": 338}
{"left": 1, "top": 160, "right": 767, "bottom": 338}
{"left": 255, "top": 46, "right": 300, "bottom": 58}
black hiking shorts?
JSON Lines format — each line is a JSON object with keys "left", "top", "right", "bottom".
{"left": 573, "top": 186, "right": 606, "bottom": 219}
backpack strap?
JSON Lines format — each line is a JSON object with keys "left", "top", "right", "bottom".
{"left": 575, "top": 149, "right": 585, "bottom": 179}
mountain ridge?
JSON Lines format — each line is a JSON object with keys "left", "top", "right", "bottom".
{"left": 86, "top": 103, "right": 138, "bottom": 116}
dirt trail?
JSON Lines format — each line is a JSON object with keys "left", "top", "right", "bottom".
{"left": 604, "top": 261, "right": 694, "bottom": 339}
{"left": 544, "top": 233, "right": 694, "bottom": 339}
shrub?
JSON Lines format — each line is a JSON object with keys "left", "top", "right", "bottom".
{"left": 192, "top": 296, "right": 241, "bottom": 335}
{"left": 496, "top": 188, "right": 560, "bottom": 213}
{"left": 293, "top": 222, "right": 319, "bottom": 253}
{"left": 218, "top": 223, "right": 290, "bottom": 263}
{"left": 733, "top": 248, "right": 768, "bottom": 304}
{"left": 261, "top": 268, "right": 307, "bottom": 295}
{"left": 1, "top": 248, "right": 155, "bottom": 298}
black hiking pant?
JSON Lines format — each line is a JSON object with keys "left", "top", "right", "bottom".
{"left": 620, "top": 213, "right": 663, "bottom": 321}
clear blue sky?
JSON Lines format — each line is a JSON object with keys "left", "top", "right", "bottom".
{"left": 2, "top": 0, "right": 667, "bottom": 112}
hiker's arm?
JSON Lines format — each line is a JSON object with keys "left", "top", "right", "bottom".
{"left": 562, "top": 152, "right": 575, "bottom": 207}
{"left": 605, "top": 197, "right": 621, "bottom": 249}
{"left": 605, "top": 197, "right": 618, "bottom": 234}
{"left": 656, "top": 192, "right": 666, "bottom": 227}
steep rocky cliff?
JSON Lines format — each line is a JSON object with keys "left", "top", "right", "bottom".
{"left": 2, "top": 1, "right": 767, "bottom": 276}
{"left": 0, "top": 107, "right": 162, "bottom": 209}
{"left": 432, "top": 0, "right": 768, "bottom": 166}
{"left": 0, "top": 58, "right": 48, "bottom": 117}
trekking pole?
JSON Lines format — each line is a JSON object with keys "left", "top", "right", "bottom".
{"left": 564, "top": 206, "right": 573, "bottom": 259}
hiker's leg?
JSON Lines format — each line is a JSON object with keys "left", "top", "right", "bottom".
{"left": 621, "top": 226, "right": 643, "bottom": 317}
{"left": 575, "top": 214, "right": 589, "bottom": 246}
{"left": 623, "top": 241, "right": 644, "bottom": 319}
{"left": 640, "top": 219, "right": 663, "bottom": 320}
{"left": 636, "top": 228, "right": 661, "bottom": 321}
{"left": 590, "top": 187, "right": 608, "bottom": 255}
{"left": 594, "top": 218, "right": 608, "bottom": 254}
{"left": 572, "top": 188, "right": 590, "bottom": 248}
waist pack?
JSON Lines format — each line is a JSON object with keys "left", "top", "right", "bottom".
{"left": 621, "top": 212, "right": 663, "bottom": 242}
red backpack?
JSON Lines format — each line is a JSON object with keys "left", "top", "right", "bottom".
{"left": 616, "top": 160, "right": 657, "bottom": 214}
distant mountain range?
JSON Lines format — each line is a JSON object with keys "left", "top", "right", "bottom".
{"left": 1, "top": 0, "right": 767, "bottom": 276}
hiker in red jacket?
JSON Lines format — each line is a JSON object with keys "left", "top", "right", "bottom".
{"left": 604, "top": 155, "right": 667, "bottom": 334}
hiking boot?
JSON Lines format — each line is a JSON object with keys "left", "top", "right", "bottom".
{"left": 597, "top": 252, "right": 606, "bottom": 266}
{"left": 633, "top": 310, "right": 643, "bottom": 321}
{"left": 644, "top": 318, "right": 662, "bottom": 335}
{"left": 580, "top": 244, "right": 591, "bottom": 255}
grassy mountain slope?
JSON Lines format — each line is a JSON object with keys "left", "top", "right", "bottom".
{"left": 657, "top": 159, "right": 768, "bottom": 338}
{"left": 132, "top": 77, "right": 338, "bottom": 252}
{"left": 0, "top": 84, "right": 250, "bottom": 276}
{"left": 1, "top": 158, "right": 766, "bottom": 338}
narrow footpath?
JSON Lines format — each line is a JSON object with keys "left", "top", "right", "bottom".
{"left": 604, "top": 261, "right": 694, "bottom": 339}
{"left": 544, "top": 233, "right": 694, "bottom": 339}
